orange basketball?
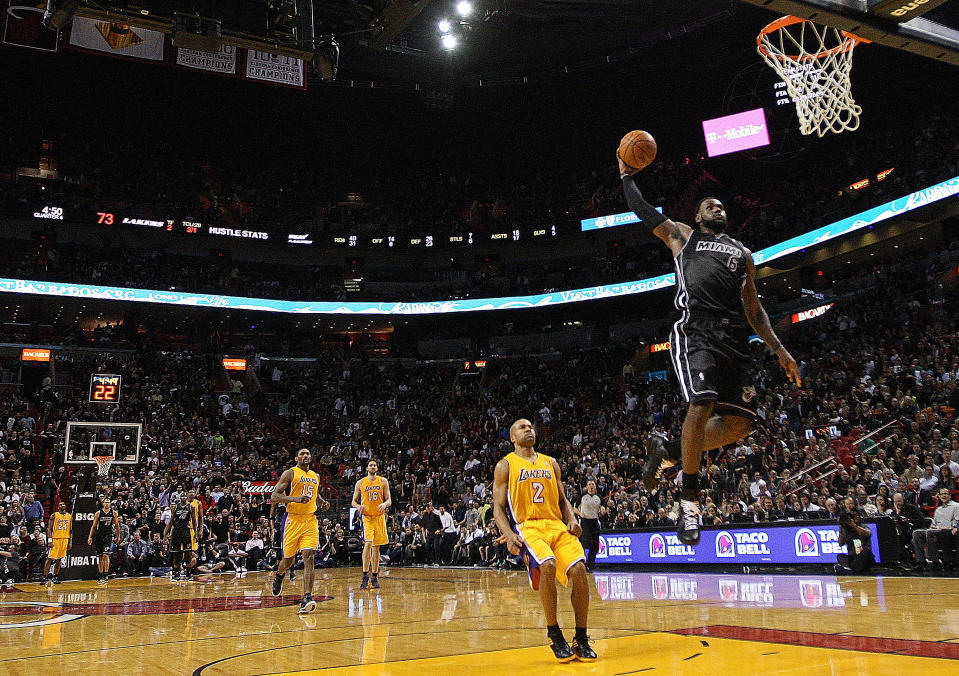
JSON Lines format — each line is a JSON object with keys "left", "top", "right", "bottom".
{"left": 618, "top": 130, "right": 657, "bottom": 171}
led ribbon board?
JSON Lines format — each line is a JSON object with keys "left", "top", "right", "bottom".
{"left": 0, "top": 177, "right": 956, "bottom": 315}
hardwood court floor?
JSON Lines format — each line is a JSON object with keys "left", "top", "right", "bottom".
{"left": 1, "top": 567, "right": 957, "bottom": 675}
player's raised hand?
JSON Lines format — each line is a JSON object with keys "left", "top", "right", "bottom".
{"left": 776, "top": 346, "right": 802, "bottom": 386}
{"left": 616, "top": 153, "right": 637, "bottom": 178}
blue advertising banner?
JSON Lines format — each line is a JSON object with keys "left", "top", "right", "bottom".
{"left": 0, "top": 176, "right": 955, "bottom": 315}
{"left": 596, "top": 522, "right": 882, "bottom": 565}
{"left": 581, "top": 175, "right": 958, "bottom": 243}
{"left": 593, "top": 571, "right": 886, "bottom": 610}
{"left": 580, "top": 207, "right": 664, "bottom": 231}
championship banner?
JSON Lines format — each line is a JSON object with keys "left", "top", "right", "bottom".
{"left": 244, "top": 50, "right": 305, "bottom": 88}
{"left": 68, "top": 15, "right": 164, "bottom": 61}
{"left": 3, "top": 0, "right": 59, "bottom": 52}
{"left": 177, "top": 44, "right": 237, "bottom": 75}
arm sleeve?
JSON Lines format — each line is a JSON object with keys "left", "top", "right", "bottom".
{"left": 621, "top": 175, "right": 668, "bottom": 229}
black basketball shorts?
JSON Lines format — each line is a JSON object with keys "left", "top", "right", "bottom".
{"left": 669, "top": 315, "right": 758, "bottom": 417}
{"left": 92, "top": 533, "right": 113, "bottom": 555}
{"left": 171, "top": 530, "right": 193, "bottom": 553}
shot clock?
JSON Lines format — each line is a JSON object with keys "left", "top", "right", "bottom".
{"left": 89, "top": 374, "right": 122, "bottom": 404}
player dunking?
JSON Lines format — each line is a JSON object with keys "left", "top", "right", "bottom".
{"left": 352, "top": 460, "right": 391, "bottom": 590}
{"left": 493, "top": 419, "right": 596, "bottom": 663}
{"left": 44, "top": 502, "right": 71, "bottom": 584}
{"left": 164, "top": 493, "right": 196, "bottom": 581}
{"left": 87, "top": 497, "right": 119, "bottom": 585}
{"left": 270, "top": 448, "right": 330, "bottom": 613}
{"left": 617, "top": 153, "right": 801, "bottom": 545}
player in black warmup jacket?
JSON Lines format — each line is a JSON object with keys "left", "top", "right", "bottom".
{"left": 87, "top": 498, "right": 120, "bottom": 584}
{"left": 164, "top": 494, "right": 196, "bottom": 581}
{"left": 617, "top": 153, "right": 801, "bottom": 546}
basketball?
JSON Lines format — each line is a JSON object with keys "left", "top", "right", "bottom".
{"left": 618, "top": 130, "right": 657, "bottom": 171}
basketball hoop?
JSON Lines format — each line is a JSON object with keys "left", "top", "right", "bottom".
{"left": 757, "top": 16, "right": 869, "bottom": 137}
{"left": 93, "top": 455, "right": 113, "bottom": 477}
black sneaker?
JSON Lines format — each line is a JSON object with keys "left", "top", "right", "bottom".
{"left": 677, "top": 499, "right": 701, "bottom": 546}
{"left": 370, "top": 574, "right": 380, "bottom": 589}
{"left": 271, "top": 573, "right": 284, "bottom": 597}
{"left": 299, "top": 594, "right": 317, "bottom": 614}
{"left": 643, "top": 435, "right": 679, "bottom": 492}
{"left": 548, "top": 633, "right": 575, "bottom": 663}
{"left": 572, "top": 635, "right": 597, "bottom": 662}
{"left": 360, "top": 573, "right": 370, "bottom": 590}
{"left": 52, "top": 576, "right": 61, "bottom": 585}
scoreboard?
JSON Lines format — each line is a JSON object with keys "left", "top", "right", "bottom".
{"left": 89, "top": 374, "right": 122, "bottom": 404}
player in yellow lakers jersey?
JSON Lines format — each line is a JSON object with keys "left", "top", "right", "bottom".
{"left": 44, "top": 502, "right": 72, "bottom": 584}
{"left": 270, "top": 448, "right": 330, "bottom": 613}
{"left": 493, "top": 419, "right": 596, "bottom": 663}
{"left": 352, "top": 460, "right": 391, "bottom": 590}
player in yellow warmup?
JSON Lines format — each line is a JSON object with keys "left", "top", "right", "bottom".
{"left": 270, "top": 448, "right": 330, "bottom": 613}
{"left": 44, "top": 502, "right": 72, "bottom": 584}
{"left": 493, "top": 419, "right": 596, "bottom": 663}
{"left": 352, "top": 460, "right": 391, "bottom": 590}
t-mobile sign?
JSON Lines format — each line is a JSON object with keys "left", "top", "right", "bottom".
{"left": 702, "top": 108, "right": 770, "bottom": 157}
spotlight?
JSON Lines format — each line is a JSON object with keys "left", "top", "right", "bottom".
{"left": 456, "top": 0, "right": 472, "bottom": 16}
{"left": 42, "top": 0, "right": 78, "bottom": 30}
{"left": 438, "top": 18, "right": 451, "bottom": 33}
{"left": 441, "top": 33, "right": 457, "bottom": 49}
{"left": 311, "top": 36, "right": 339, "bottom": 82}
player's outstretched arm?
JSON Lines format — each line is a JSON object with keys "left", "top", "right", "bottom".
{"left": 492, "top": 459, "right": 524, "bottom": 554}
{"left": 380, "top": 479, "right": 392, "bottom": 511}
{"left": 87, "top": 512, "right": 99, "bottom": 545}
{"left": 618, "top": 156, "right": 691, "bottom": 256}
{"left": 351, "top": 480, "right": 364, "bottom": 514}
{"left": 270, "top": 469, "right": 306, "bottom": 504}
{"left": 550, "top": 458, "right": 582, "bottom": 537}
{"left": 741, "top": 254, "right": 801, "bottom": 386}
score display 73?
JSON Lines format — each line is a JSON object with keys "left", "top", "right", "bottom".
{"left": 89, "top": 374, "right": 122, "bottom": 404}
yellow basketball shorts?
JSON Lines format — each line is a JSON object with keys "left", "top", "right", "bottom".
{"left": 49, "top": 539, "right": 69, "bottom": 560}
{"left": 516, "top": 519, "right": 585, "bottom": 587}
{"left": 283, "top": 514, "right": 319, "bottom": 558}
{"left": 362, "top": 513, "right": 388, "bottom": 546}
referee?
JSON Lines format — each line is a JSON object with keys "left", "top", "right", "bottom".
{"left": 576, "top": 480, "right": 602, "bottom": 570}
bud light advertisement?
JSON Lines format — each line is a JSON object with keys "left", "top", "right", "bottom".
{"left": 596, "top": 523, "right": 881, "bottom": 565}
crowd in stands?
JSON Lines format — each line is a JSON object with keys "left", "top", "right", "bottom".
{"left": 1, "top": 109, "right": 957, "bottom": 302}
{"left": 0, "top": 234, "right": 957, "bottom": 580}
{"left": 0, "top": 101, "right": 958, "bottom": 578}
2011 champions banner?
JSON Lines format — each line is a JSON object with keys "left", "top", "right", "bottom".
{"left": 245, "top": 50, "right": 305, "bottom": 88}
{"left": 177, "top": 45, "right": 238, "bottom": 74}
{"left": 596, "top": 522, "right": 882, "bottom": 565}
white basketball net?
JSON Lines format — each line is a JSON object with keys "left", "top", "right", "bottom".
{"left": 757, "top": 17, "right": 867, "bottom": 137}
{"left": 93, "top": 455, "right": 114, "bottom": 477}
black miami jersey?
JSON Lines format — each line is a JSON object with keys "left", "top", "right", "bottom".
{"left": 674, "top": 230, "right": 750, "bottom": 319}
